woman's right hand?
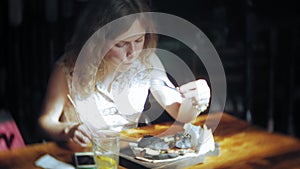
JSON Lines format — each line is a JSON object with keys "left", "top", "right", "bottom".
{"left": 64, "top": 123, "right": 91, "bottom": 147}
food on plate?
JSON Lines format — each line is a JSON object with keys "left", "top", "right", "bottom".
{"left": 137, "top": 135, "right": 169, "bottom": 150}
{"left": 133, "top": 133, "right": 195, "bottom": 160}
{"left": 129, "top": 123, "right": 216, "bottom": 162}
{"left": 174, "top": 133, "right": 192, "bottom": 149}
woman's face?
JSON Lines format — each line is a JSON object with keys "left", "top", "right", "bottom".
{"left": 104, "top": 20, "right": 146, "bottom": 71}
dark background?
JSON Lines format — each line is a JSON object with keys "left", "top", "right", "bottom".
{"left": 0, "top": 0, "right": 299, "bottom": 144}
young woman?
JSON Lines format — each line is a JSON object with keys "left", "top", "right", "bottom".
{"left": 38, "top": 0, "right": 210, "bottom": 147}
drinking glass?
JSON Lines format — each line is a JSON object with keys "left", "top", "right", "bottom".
{"left": 91, "top": 130, "right": 120, "bottom": 169}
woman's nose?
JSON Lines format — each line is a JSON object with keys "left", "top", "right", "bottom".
{"left": 126, "top": 43, "right": 135, "bottom": 57}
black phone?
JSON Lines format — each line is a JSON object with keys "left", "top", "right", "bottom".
{"left": 73, "top": 152, "right": 96, "bottom": 169}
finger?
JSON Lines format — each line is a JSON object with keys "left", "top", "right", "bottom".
{"left": 182, "top": 91, "right": 197, "bottom": 98}
{"left": 194, "top": 104, "right": 209, "bottom": 112}
{"left": 182, "top": 89, "right": 210, "bottom": 99}
{"left": 179, "top": 81, "right": 197, "bottom": 93}
{"left": 73, "top": 137, "right": 89, "bottom": 147}
{"left": 77, "top": 125, "right": 92, "bottom": 140}
{"left": 73, "top": 136, "right": 85, "bottom": 146}
{"left": 179, "top": 79, "right": 208, "bottom": 93}
{"left": 73, "top": 130, "right": 90, "bottom": 146}
{"left": 190, "top": 96, "right": 209, "bottom": 105}
{"left": 197, "top": 98, "right": 210, "bottom": 105}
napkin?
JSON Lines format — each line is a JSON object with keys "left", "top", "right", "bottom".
{"left": 183, "top": 123, "right": 215, "bottom": 155}
{"left": 35, "top": 154, "right": 75, "bottom": 169}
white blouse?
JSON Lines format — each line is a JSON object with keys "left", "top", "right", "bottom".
{"left": 59, "top": 53, "right": 182, "bottom": 132}
{"left": 93, "top": 59, "right": 152, "bottom": 131}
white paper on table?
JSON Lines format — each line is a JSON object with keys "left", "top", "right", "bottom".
{"left": 35, "top": 154, "right": 75, "bottom": 169}
{"left": 198, "top": 125, "right": 215, "bottom": 154}
{"left": 184, "top": 123, "right": 215, "bottom": 155}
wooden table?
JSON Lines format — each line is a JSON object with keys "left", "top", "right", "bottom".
{"left": 1, "top": 112, "right": 300, "bottom": 169}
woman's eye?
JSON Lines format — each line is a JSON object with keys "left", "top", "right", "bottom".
{"left": 115, "top": 42, "right": 126, "bottom": 48}
{"left": 135, "top": 37, "right": 144, "bottom": 43}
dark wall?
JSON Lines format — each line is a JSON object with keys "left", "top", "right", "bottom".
{"left": 152, "top": 0, "right": 300, "bottom": 137}
{"left": 0, "top": 0, "right": 87, "bottom": 143}
{"left": 0, "top": 0, "right": 299, "bottom": 144}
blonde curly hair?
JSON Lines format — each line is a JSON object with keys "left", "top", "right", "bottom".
{"left": 59, "top": 0, "right": 157, "bottom": 98}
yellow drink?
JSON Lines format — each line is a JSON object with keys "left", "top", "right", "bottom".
{"left": 94, "top": 154, "right": 118, "bottom": 169}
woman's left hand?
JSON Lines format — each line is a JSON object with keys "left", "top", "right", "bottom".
{"left": 64, "top": 123, "right": 91, "bottom": 147}
{"left": 178, "top": 79, "right": 211, "bottom": 112}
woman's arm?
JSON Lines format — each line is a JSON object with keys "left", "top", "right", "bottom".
{"left": 149, "top": 53, "right": 210, "bottom": 123}
{"left": 38, "top": 65, "right": 90, "bottom": 146}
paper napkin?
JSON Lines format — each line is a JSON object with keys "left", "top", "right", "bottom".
{"left": 35, "top": 154, "right": 75, "bottom": 169}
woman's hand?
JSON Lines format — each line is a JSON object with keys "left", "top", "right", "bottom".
{"left": 178, "top": 79, "right": 211, "bottom": 112}
{"left": 64, "top": 123, "right": 91, "bottom": 147}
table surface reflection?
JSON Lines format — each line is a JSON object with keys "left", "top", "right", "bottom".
{"left": 1, "top": 112, "right": 300, "bottom": 169}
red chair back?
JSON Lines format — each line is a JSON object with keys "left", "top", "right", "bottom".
{"left": 0, "top": 110, "right": 25, "bottom": 150}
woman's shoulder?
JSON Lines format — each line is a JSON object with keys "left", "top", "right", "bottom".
{"left": 148, "top": 52, "right": 165, "bottom": 70}
{"left": 52, "top": 54, "right": 74, "bottom": 91}
{"left": 55, "top": 54, "right": 74, "bottom": 76}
